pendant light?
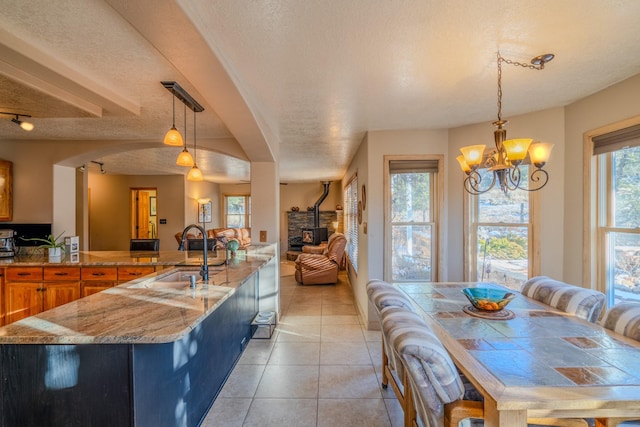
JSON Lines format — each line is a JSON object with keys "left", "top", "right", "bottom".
{"left": 163, "top": 89, "right": 184, "bottom": 146}
{"left": 176, "top": 103, "right": 194, "bottom": 166}
{"left": 187, "top": 109, "right": 204, "bottom": 182}
{"left": 457, "top": 52, "right": 555, "bottom": 195}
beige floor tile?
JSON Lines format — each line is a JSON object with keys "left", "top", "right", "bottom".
{"left": 384, "top": 398, "right": 405, "bottom": 427}
{"left": 317, "top": 398, "right": 392, "bottom": 427}
{"left": 363, "top": 328, "right": 382, "bottom": 342}
{"left": 321, "top": 323, "right": 365, "bottom": 343}
{"left": 280, "top": 314, "right": 323, "bottom": 325}
{"left": 276, "top": 322, "right": 321, "bottom": 342}
{"left": 321, "top": 314, "right": 361, "bottom": 325}
{"left": 319, "top": 365, "right": 382, "bottom": 399}
{"left": 255, "top": 365, "right": 319, "bottom": 398}
{"left": 218, "top": 364, "right": 265, "bottom": 398}
{"left": 269, "top": 342, "right": 321, "bottom": 365}
{"left": 286, "top": 303, "right": 322, "bottom": 316}
{"left": 237, "top": 339, "right": 275, "bottom": 365}
{"left": 320, "top": 341, "right": 373, "bottom": 365}
{"left": 200, "top": 397, "right": 251, "bottom": 427}
{"left": 322, "top": 303, "right": 357, "bottom": 315}
{"left": 290, "top": 293, "right": 323, "bottom": 306}
{"left": 243, "top": 398, "right": 318, "bottom": 427}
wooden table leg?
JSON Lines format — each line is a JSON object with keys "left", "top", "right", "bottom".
{"left": 483, "top": 397, "right": 527, "bottom": 427}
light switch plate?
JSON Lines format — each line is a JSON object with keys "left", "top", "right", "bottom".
{"left": 260, "top": 230, "right": 267, "bottom": 242}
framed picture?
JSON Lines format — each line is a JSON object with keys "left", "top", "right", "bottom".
{"left": 361, "top": 184, "right": 366, "bottom": 210}
{"left": 357, "top": 200, "right": 363, "bottom": 224}
{"left": 0, "top": 160, "right": 12, "bottom": 221}
{"left": 149, "top": 196, "right": 157, "bottom": 216}
{"left": 199, "top": 201, "right": 212, "bottom": 223}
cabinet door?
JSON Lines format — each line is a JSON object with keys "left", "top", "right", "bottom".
{"left": 6, "top": 282, "right": 42, "bottom": 324}
{"left": 0, "top": 268, "right": 4, "bottom": 326}
{"left": 81, "top": 282, "right": 115, "bottom": 297}
{"left": 43, "top": 282, "right": 80, "bottom": 311}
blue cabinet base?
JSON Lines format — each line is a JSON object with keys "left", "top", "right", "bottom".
{"left": 0, "top": 275, "right": 257, "bottom": 427}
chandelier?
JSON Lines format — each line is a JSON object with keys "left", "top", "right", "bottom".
{"left": 457, "top": 52, "right": 555, "bottom": 195}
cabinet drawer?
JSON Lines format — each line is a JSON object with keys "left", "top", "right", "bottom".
{"left": 6, "top": 267, "right": 43, "bottom": 282}
{"left": 118, "top": 266, "right": 155, "bottom": 282}
{"left": 81, "top": 267, "right": 117, "bottom": 281}
{"left": 44, "top": 267, "right": 81, "bottom": 281}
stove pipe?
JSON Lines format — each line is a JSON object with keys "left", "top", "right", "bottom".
{"left": 313, "top": 181, "right": 331, "bottom": 227}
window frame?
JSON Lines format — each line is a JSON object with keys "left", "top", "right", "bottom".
{"left": 223, "top": 194, "right": 251, "bottom": 229}
{"left": 463, "top": 167, "right": 541, "bottom": 286}
{"left": 384, "top": 155, "right": 444, "bottom": 282}
{"left": 344, "top": 174, "right": 358, "bottom": 273}
{"left": 584, "top": 116, "right": 640, "bottom": 298}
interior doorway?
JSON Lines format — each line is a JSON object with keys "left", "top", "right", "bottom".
{"left": 130, "top": 188, "right": 158, "bottom": 239}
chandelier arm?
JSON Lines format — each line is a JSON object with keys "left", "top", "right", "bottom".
{"left": 465, "top": 170, "right": 497, "bottom": 195}
{"left": 506, "top": 165, "right": 523, "bottom": 190}
{"left": 517, "top": 168, "right": 550, "bottom": 192}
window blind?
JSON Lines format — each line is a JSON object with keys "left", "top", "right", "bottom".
{"left": 593, "top": 123, "right": 640, "bottom": 155}
{"left": 389, "top": 159, "right": 439, "bottom": 173}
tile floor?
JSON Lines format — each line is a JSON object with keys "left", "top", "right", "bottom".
{"left": 201, "top": 261, "right": 403, "bottom": 427}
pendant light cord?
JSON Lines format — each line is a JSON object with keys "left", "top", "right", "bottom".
{"left": 193, "top": 109, "right": 197, "bottom": 163}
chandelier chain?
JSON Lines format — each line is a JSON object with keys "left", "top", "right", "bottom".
{"left": 496, "top": 52, "right": 545, "bottom": 122}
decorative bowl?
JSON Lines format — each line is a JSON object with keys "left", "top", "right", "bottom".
{"left": 462, "top": 288, "right": 516, "bottom": 312}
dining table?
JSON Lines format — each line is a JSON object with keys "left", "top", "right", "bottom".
{"left": 396, "top": 281, "right": 640, "bottom": 427}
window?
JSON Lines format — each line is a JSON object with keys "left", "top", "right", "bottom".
{"left": 593, "top": 124, "right": 640, "bottom": 305}
{"left": 344, "top": 175, "right": 358, "bottom": 273}
{"left": 387, "top": 159, "right": 438, "bottom": 281}
{"left": 466, "top": 167, "right": 536, "bottom": 290}
{"left": 224, "top": 195, "right": 251, "bottom": 228}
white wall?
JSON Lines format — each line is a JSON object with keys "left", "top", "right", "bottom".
{"left": 564, "top": 73, "right": 640, "bottom": 286}
{"left": 53, "top": 165, "right": 77, "bottom": 241}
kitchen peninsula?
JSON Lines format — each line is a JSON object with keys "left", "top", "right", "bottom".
{"left": 0, "top": 244, "right": 277, "bottom": 427}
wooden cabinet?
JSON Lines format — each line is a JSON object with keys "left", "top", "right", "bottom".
{"left": 117, "top": 266, "right": 155, "bottom": 283}
{"left": 5, "top": 266, "right": 81, "bottom": 324}
{"left": 81, "top": 267, "right": 117, "bottom": 297}
{"left": 3, "top": 264, "right": 165, "bottom": 324}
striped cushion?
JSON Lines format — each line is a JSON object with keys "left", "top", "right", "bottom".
{"left": 396, "top": 325, "right": 465, "bottom": 427}
{"left": 380, "top": 306, "right": 427, "bottom": 374}
{"left": 367, "top": 280, "right": 415, "bottom": 313}
{"left": 600, "top": 302, "right": 640, "bottom": 341}
{"left": 521, "top": 276, "right": 606, "bottom": 323}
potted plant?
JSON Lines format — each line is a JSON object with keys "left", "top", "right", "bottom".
{"left": 20, "top": 232, "right": 66, "bottom": 260}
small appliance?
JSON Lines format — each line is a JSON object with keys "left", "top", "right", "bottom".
{"left": 0, "top": 229, "right": 16, "bottom": 257}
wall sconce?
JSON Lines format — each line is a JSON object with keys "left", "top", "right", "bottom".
{"left": 1, "top": 112, "right": 34, "bottom": 131}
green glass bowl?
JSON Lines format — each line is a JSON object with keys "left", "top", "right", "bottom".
{"left": 462, "top": 288, "right": 516, "bottom": 311}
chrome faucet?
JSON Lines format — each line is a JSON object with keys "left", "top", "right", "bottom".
{"left": 178, "top": 224, "right": 209, "bottom": 283}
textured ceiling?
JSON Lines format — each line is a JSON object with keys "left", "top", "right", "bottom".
{"left": 1, "top": 0, "right": 640, "bottom": 183}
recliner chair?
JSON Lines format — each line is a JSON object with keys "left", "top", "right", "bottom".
{"left": 294, "top": 232, "right": 347, "bottom": 285}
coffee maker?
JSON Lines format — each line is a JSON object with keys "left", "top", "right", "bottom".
{"left": 0, "top": 229, "right": 16, "bottom": 257}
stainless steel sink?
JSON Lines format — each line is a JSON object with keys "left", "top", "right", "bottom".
{"left": 127, "top": 267, "right": 224, "bottom": 289}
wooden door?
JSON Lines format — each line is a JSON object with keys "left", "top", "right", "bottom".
{"left": 43, "top": 282, "right": 81, "bottom": 311}
{"left": 137, "top": 191, "right": 150, "bottom": 238}
{"left": 6, "top": 282, "right": 42, "bottom": 324}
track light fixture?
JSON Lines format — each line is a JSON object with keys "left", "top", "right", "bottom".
{"left": 1, "top": 112, "right": 34, "bottom": 131}
{"left": 91, "top": 161, "right": 106, "bottom": 174}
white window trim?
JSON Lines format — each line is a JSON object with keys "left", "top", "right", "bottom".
{"left": 584, "top": 115, "right": 640, "bottom": 294}
{"left": 223, "top": 194, "right": 251, "bottom": 229}
{"left": 383, "top": 154, "right": 444, "bottom": 282}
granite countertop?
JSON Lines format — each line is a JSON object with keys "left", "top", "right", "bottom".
{"left": 0, "top": 250, "right": 228, "bottom": 266}
{"left": 0, "top": 249, "right": 275, "bottom": 345}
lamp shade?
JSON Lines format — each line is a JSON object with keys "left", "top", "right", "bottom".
{"left": 176, "top": 148, "right": 194, "bottom": 166}
{"left": 456, "top": 155, "right": 471, "bottom": 173}
{"left": 503, "top": 138, "right": 532, "bottom": 162}
{"left": 460, "top": 144, "right": 486, "bottom": 168}
{"left": 528, "top": 142, "right": 554, "bottom": 165}
{"left": 164, "top": 126, "right": 184, "bottom": 146}
{"left": 187, "top": 165, "right": 204, "bottom": 181}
